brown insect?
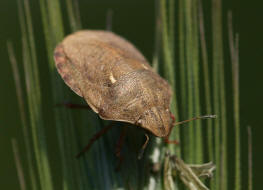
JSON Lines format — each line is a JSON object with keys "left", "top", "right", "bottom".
{"left": 54, "top": 30, "right": 215, "bottom": 157}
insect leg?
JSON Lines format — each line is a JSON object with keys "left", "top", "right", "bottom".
{"left": 56, "top": 102, "right": 91, "bottom": 109}
{"left": 163, "top": 112, "right": 179, "bottom": 144}
{"left": 115, "top": 128, "right": 127, "bottom": 171}
{"left": 76, "top": 123, "right": 113, "bottom": 158}
{"left": 115, "top": 128, "right": 127, "bottom": 157}
{"left": 138, "top": 134, "right": 150, "bottom": 159}
{"left": 170, "top": 111, "right": 176, "bottom": 126}
{"left": 163, "top": 136, "right": 180, "bottom": 144}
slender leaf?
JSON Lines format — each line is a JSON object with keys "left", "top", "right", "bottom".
{"left": 228, "top": 11, "right": 241, "bottom": 190}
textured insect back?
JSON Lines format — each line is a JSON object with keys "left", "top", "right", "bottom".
{"left": 54, "top": 45, "right": 83, "bottom": 97}
{"left": 54, "top": 30, "right": 174, "bottom": 138}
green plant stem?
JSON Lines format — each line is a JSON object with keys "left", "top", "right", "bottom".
{"left": 178, "top": 0, "right": 189, "bottom": 163}
{"left": 198, "top": 0, "right": 213, "bottom": 164}
{"left": 228, "top": 12, "right": 241, "bottom": 190}
{"left": 233, "top": 35, "right": 240, "bottom": 190}
{"left": 18, "top": 0, "right": 54, "bottom": 189}
{"left": 168, "top": 0, "right": 175, "bottom": 61}
{"left": 192, "top": 0, "right": 202, "bottom": 164}
{"left": 247, "top": 126, "right": 253, "bottom": 190}
{"left": 218, "top": 13, "right": 227, "bottom": 190}
{"left": 65, "top": 0, "right": 80, "bottom": 31}
{"left": 39, "top": 0, "right": 81, "bottom": 189}
{"left": 178, "top": 0, "right": 187, "bottom": 119}
{"left": 8, "top": 42, "right": 38, "bottom": 190}
{"left": 212, "top": 0, "right": 224, "bottom": 189}
{"left": 184, "top": 0, "right": 195, "bottom": 163}
{"left": 160, "top": 0, "right": 180, "bottom": 156}
{"left": 11, "top": 139, "right": 26, "bottom": 190}
{"left": 152, "top": 0, "right": 161, "bottom": 72}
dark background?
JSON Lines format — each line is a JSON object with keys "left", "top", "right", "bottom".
{"left": 0, "top": 0, "right": 262, "bottom": 189}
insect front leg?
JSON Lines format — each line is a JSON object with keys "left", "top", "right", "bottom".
{"left": 163, "top": 112, "right": 180, "bottom": 144}
{"left": 56, "top": 102, "right": 91, "bottom": 109}
{"left": 163, "top": 136, "right": 180, "bottom": 145}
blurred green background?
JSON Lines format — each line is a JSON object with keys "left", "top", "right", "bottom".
{"left": 0, "top": 0, "right": 262, "bottom": 189}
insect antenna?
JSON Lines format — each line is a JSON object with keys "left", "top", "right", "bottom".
{"left": 174, "top": 115, "right": 216, "bottom": 126}
{"left": 138, "top": 134, "right": 150, "bottom": 159}
{"left": 165, "top": 115, "right": 216, "bottom": 144}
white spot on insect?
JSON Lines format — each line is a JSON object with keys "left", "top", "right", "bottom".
{"left": 142, "top": 64, "right": 148, "bottom": 70}
{"left": 109, "top": 72, "right": 116, "bottom": 83}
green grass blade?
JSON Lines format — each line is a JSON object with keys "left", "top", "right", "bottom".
{"left": 160, "top": 0, "right": 177, "bottom": 112}
{"left": 178, "top": 0, "right": 187, "bottom": 119}
{"left": 65, "top": 0, "right": 81, "bottom": 31}
{"left": 152, "top": 0, "right": 161, "bottom": 72}
{"left": 233, "top": 34, "right": 240, "bottom": 190}
{"left": 73, "top": 0, "right": 82, "bottom": 29}
{"left": 228, "top": 12, "right": 241, "bottom": 190}
{"left": 17, "top": 0, "right": 54, "bottom": 189}
{"left": 192, "top": 0, "right": 202, "bottom": 164}
{"left": 178, "top": 0, "right": 190, "bottom": 164}
{"left": 212, "top": 0, "right": 224, "bottom": 189}
{"left": 11, "top": 138, "right": 27, "bottom": 190}
{"left": 247, "top": 126, "right": 253, "bottom": 190}
{"left": 184, "top": 0, "right": 195, "bottom": 163}
{"left": 106, "top": 9, "right": 113, "bottom": 31}
{"left": 8, "top": 41, "right": 38, "bottom": 190}
{"left": 160, "top": 0, "right": 180, "bottom": 157}
{"left": 198, "top": 0, "right": 214, "bottom": 164}
{"left": 212, "top": 0, "right": 228, "bottom": 188}
{"left": 23, "top": 0, "right": 40, "bottom": 99}
{"left": 39, "top": 0, "right": 84, "bottom": 189}
{"left": 218, "top": 22, "right": 227, "bottom": 190}
{"left": 168, "top": 0, "right": 175, "bottom": 61}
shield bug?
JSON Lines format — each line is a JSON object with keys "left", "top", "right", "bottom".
{"left": 54, "top": 30, "right": 215, "bottom": 157}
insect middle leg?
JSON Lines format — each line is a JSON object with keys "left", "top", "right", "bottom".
{"left": 76, "top": 123, "right": 113, "bottom": 158}
{"left": 56, "top": 102, "right": 91, "bottom": 109}
{"left": 115, "top": 128, "right": 127, "bottom": 171}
